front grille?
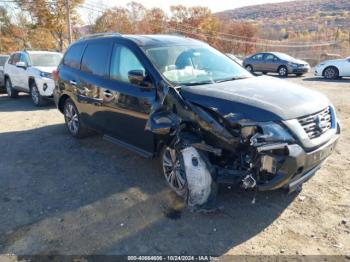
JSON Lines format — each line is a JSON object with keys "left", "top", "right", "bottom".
{"left": 298, "top": 107, "right": 332, "bottom": 139}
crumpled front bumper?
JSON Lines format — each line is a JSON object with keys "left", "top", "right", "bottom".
{"left": 258, "top": 128, "right": 340, "bottom": 192}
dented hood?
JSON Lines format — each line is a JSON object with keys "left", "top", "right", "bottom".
{"left": 179, "top": 76, "right": 330, "bottom": 122}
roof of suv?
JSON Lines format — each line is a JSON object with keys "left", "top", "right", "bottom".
{"left": 77, "top": 34, "right": 206, "bottom": 47}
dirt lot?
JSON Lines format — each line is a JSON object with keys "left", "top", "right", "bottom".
{"left": 0, "top": 73, "right": 349, "bottom": 258}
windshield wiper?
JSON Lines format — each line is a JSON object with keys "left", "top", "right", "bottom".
{"left": 182, "top": 80, "right": 215, "bottom": 86}
{"left": 215, "top": 76, "right": 248, "bottom": 83}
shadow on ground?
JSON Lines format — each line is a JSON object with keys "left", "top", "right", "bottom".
{"left": 0, "top": 94, "right": 55, "bottom": 112}
{"left": 0, "top": 113, "right": 298, "bottom": 256}
{"left": 303, "top": 77, "right": 350, "bottom": 83}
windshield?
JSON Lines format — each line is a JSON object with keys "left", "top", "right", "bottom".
{"left": 29, "top": 53, "right": 62, "bottom": 67}
{"left": 144, "top": 44, "right": 252, "bottom": 86}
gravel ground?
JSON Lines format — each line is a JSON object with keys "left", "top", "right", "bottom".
{"left": 0, "top": 73, "right": 349, "bottom": 258}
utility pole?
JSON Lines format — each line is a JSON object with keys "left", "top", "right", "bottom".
{"left": 66, "top": 0, "right": 72, "bottom": 44}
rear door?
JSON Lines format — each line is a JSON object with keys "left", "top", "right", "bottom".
{"left": 100, "top": 41, "right": 156, "bottom": 154}
{"left": 78, "top": 39, "right": 113, "bottom": 131}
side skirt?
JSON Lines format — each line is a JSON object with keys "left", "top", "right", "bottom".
{"left": 103, "top": 135, "right": 153, "bottom": 159}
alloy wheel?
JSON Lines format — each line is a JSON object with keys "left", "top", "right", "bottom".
{"left": 6, "top": 80, "right": 12, "bottom": 96}
{"left": 64, "top": 103, "right": 79, "bottom": 135}
{"left": 162, "top": 147, "right": 187, "bottom": 195}
{"left": 324, "top": 68, "right": 336, "bottom": 79}
{"left": 31, "top": 85, "right": 39, "bottom": 105}
{"left": 279, "top": 67, "right": 287, "bottom": 77}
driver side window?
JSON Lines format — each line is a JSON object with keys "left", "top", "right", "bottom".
{"left": 110, "top": 45, "right": 146, "bottom": 85}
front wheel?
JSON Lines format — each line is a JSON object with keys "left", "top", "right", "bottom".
{"left": 161, "top": 146, "right": 188, "bottom": 197}
{"left": 63, "top": 98, "right": 93, "bottom": 138}
{"left": 323, "top": 66, "right": 339, "bottom": 80}
{"left": 278, "top": 66, "right": 288, "bottom": 77}
{"left": 5, "top": 78, "right": 18, "bottom": 98}
{"left": 31, "top": 82, "right": 47, "bottom": 106}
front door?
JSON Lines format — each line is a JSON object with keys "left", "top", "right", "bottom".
{"left": 100, "top": 43, "right": 156, "bottom": 154}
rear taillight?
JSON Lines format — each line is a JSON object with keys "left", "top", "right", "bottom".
{"left": 52, "top": 69, "right": 59, "bottom": 81}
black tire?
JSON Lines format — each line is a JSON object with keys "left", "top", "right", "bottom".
{"left": 63, "top": 98, "right": 93, "bottom": 138}
{"left": 296, "top": 73, "right": 303, "bottom": 77}
{"left": 5, "top": 78, "right": 18, "bottom": 98}
{"left": 245, "top": 65, "right": 253, "bottom": 73}
{"left": 262, "top": 72, "right": 267, "bottom": 75}
{"left": 30, "top": 81, "right": 47, "bottom": 106}
{"left": 278, "top": 66, "right": 288, "bottom": 77}
{"left": 160, "top": 145, "right": 188, "bottom": 197}
{"left": 323, "top": 66, "right": 339, "bottom": 80}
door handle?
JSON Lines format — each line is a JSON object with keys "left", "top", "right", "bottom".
{"left": 70, "top": 80, "right": 77, "bottom": 86}
{"left": 104, "top": 90, "right": 113, "bottom": 98}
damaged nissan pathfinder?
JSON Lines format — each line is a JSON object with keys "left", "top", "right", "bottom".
{"left": 54, "top": 33, "right": 340, "bottom": 211}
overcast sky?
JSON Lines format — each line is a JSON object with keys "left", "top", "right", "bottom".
{"left": 86, "top": 0, "right": 295, "bottom": 13}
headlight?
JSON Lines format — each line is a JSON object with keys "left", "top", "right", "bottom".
{"left": 258, "top": 122, "right": 295, "bottom": 143}
{"left": 289, "top": 63, "right": 298, "bottom": 68}
{"left": 40, "top": 71, "right": 52, "bottom": 79}
{"left": 317, "top": 63, "right": 325, "bottom": 67}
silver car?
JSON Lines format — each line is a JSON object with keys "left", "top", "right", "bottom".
{"left": 243, "top": 52, "right": 310, "bottom": 77}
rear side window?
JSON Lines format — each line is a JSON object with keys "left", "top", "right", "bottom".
{"left": 0, "top": 57, "right": 8, "bottom": 66}
{"left": 81, "top": 42, "right": 111, "bottom": 77}
{"left": 63, "top": 44, "right": 85, "bottom": 69}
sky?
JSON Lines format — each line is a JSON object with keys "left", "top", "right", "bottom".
{"left": 86, "top": 0, "right": 295, "bottom": 13}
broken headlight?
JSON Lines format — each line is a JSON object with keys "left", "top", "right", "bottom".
{"left": 257, "top": 122, "right": 295, "bottom": 143}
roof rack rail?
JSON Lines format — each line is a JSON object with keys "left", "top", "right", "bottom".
{"left": 79, "top": 32, "right": 122, "bottom": 41}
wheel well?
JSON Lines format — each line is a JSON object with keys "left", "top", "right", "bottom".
{"left": 58, "top": 94, "right": 70, "bottom": 113}
{"left": 245, "top": 64, "right": 252, "bottom": 68}
{"left": 322, "top": 66, "right": 339, "bottom": 76}
{"left": 28, "top": 77, "right": 35, "bottom": 90}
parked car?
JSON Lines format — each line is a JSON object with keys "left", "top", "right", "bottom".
{"left": 243, "top": 52, "right": 310, "bottom": 77}
{"left": 226, "top": 53, "right": 243, "bottom": 65}
{"left": 4, "top": 50, "right": 62, "bottom": 106}
{"left": 314, "top": 56, "right": 350, "bottom": 79}
{"left": 54, "top": 34, "right": 340, "bottom": 209}
{"left": 0, "top": 55, "right": 9, "bottom": 90}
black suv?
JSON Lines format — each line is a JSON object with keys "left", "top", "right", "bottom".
{"left": 54, "top": 33, "right": 340, "bottom": 209}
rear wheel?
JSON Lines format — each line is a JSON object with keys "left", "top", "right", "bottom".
{"left": 296, "top": 73, "right": 303, "bottom": 77}
{"left": 278, "top": 66, "right": 288, "bottom": 77}
{"left": 63, "top": 98, "right": 93, "bottom": 138}
{"left": 30, "top": 82, "right": 47, "bottom": 106}
{"left": 161, "top": 146, "right": 188, "bottom": 197}
{"left": 323, "top": 66, "right": 339, "bottom": 80}
{"left": 5, "top": 78, "right": 18, "bottom": 98}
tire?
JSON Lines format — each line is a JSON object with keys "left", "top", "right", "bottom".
{"left": 262, "top": 72, "right": 267, "bottom": 75}
{"left": 245, "top": 65, "right": 253, "bottom": 73}
{"left": 160, "top": 145, "right": 188, "bottom": 197}
{"left": 63, "top": 98, "right": 93, "bottom": 138}
{"left": 5, "top": 78, "right": 18, "bottom": 98}
{"left": 278, "top": 66, "right": 288, "bottom": 77}
{"left": 296, "top": 73, "right": 303, "bottom": 77}
{"left": 30, "top": 81, "right": 47, "bottom": 106}
{"left": 323, "top": 66, "right": 339, "bottom": 80}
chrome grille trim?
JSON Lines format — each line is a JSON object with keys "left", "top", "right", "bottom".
{"left": 298, "top": 107, "right": 332, "bottom": 139}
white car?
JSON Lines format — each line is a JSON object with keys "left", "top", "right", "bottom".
{"left": 4, "top": 50, "right": 62, "bottom": 106}
{"left": 315, "top": 56, "right": 350, "bottom": 79}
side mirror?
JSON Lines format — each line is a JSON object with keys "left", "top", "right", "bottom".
{"left": 16, "top": 61, "right": 27, "bottom": 69}
{"left": 128, "top": 70, "right": 152, "bottom": 89}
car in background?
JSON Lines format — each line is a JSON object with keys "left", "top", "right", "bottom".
{"left": 226, "top": 53, "right": 243, "bottom": 65}
{"left": 4, "top": 50, "right": 62, "bottom": 106}
{"left": 314, "top": 56, "right": 350, "bottom": 79}
{"left": 0, "top": 55, "right": 9, "bottom": 90}
{"left": 243, "top": 52, "right": 310, "bottom": 77}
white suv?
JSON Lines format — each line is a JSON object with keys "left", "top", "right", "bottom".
{"left": 4, "top": 51, "right": 62, "bottom": 106}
